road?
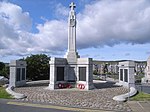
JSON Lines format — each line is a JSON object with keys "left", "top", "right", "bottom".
{"left": 0, "top": 103, "right": 75, "bottom": 112}
{"left": 0, "top": 99, "right": 106, "bottom": 112}
{"left": 0, "top": 100, "right": 75, "bottom": 112}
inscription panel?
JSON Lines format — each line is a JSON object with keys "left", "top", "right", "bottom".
{"left": 124, "top": 69, "right": 128, "bottom": 82}
{"left": 120, "top": 69, "right": 123, "bottom": 81}
{"left": 16, "top": 68, "right": 21, "bottom": 81}
{"left": 79, "top": 67, "right": 86, "bottom": 81}
{"left": 57, "top": 67, "right": 64, "bottom": 81}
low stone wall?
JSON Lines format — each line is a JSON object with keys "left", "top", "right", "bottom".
{"left": 6, "top": 86, "right": 26, "bottom": 99}
{"left": 113, "top": 87, "right": 137, "bottom": 102}
{"left": 26, "top": 80, "right": 49, "bottom": 86}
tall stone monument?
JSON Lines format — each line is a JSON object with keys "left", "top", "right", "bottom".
{"left": 48, "top": 2, "right": 94, "bottom": 90}
{"left": 65, "top": 2, "right": 79, "bottom": 63}
{"left": 118, "top": 61, "right": 135, "bottom": 88}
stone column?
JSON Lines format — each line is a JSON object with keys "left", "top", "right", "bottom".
{"left": 77, "top": 58, "right": 94, "bottom": 90}
{"left": 65, "top": 2, "right": 79, "bottom": 63}
{"left": 118, "top": 61, "right": 135, "bottom": 88}
{"left": 48, "top": 58, "right": 67, "bottom": 90}
{"left": 9, "top": 60, "right": 27, "bottom": 87}
{"left": 48, "top": 58, "right": 56, "bottom": 90}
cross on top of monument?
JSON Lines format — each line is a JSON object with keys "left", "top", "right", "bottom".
{"left": 70, "top": 2, "right": 76, "bottom": 10}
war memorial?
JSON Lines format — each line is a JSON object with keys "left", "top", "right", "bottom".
{"left": 48, "top": 2, "right": 94, "bottom": 90}
{"left": 5, "top": 2, "right": 150, "bottom": 112}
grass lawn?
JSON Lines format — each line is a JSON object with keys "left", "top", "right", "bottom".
{"left": 0, "top": 87, "right": 12, "bottom": 99}
{"left": 131, "top": 92, "right": 150, "bottom": 101}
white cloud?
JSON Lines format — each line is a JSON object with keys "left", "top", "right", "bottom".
{"left": 55, "top": 3, "right": 69, "bottom": 17}
{"left": 0, "top": 2, "right": 32, "bottom": 56}
{"left": 0, "top": 2, "right": 32, "bottom": 31}
{"left": 76, "top": 0, "right": 150, "bottom": 48}
{"left": 0, "top": 0, "right": 150, "bottom": 58}
{"left": 33, "top": 20, "right": 68, "bottom": 52}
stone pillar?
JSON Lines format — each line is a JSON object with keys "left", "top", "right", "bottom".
{"left": 48, "top": 58, "right": 67, "bottom": 90}
{"left": 48, "top": 58, "right": 56, "bottom": 90}
{"left": 118, "top": 61, "right": 135, "bottom": 88}
{"left": 9, "top": 60, "right": 27, "bottom": 87}
{"left": 65, "top": 2, "right": 79, "bottom": 63}
{"left": 77, "top": 58, "right": 94, "bottom": 90}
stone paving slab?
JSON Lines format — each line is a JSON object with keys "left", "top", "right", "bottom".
{"left": 128, "top": 101, "right": 150, "bottom": 112}
{"left": 14, "top": 81, "right": 132, "bottom": 111}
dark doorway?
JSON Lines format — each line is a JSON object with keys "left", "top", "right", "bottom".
{"left": 57, "top": 67, "right": 64, "bottom": 81}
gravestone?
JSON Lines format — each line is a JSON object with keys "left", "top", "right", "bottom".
{"left": 48, "top": 2, "right": 94, "bottom": 90}
{"left": 118, "top": 61, "right": 135, "bottom": 88}
{"left": 9, "top": 60, "right": 27, "bottom": 87}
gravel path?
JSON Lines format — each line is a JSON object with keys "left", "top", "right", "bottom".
{"left": 14, "top": 81, "right": 132, "bottom": 111}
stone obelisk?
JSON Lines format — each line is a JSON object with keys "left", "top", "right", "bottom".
{"left": 65, "top": 2, "right": 79, "bottom": 64}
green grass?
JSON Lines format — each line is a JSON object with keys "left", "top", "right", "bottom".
{"left": 131, "top": 92, "right": 150, "bottom": 101}
{"left": 0, "top": 87, "right": 12, "bottom": 99}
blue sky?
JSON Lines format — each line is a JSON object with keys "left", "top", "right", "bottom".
{"left": 0, "top": 0, "right": 150, "bottom": 63}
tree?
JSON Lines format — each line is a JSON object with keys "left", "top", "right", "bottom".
{"left": 93, "top": 69, "right": 98, "bottom": 75}
{"left": 0, "top": 62, "right": 5, "bottom": 71}
{"left": 102, "top": 64, "right": 108, "bottom": 74}
{"left": 25, "top": 54, "right": 50, "bottom": 81}
{"left": 0, "top": 62, "right": 9, "bottom": 78}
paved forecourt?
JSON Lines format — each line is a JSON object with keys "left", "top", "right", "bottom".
{"left": 14, "top": 81, "right": 132, "bottom": 112}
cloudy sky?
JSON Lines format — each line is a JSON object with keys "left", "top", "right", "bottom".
{"left": 0, "top": 0, "right": 150, "bottom": 62}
